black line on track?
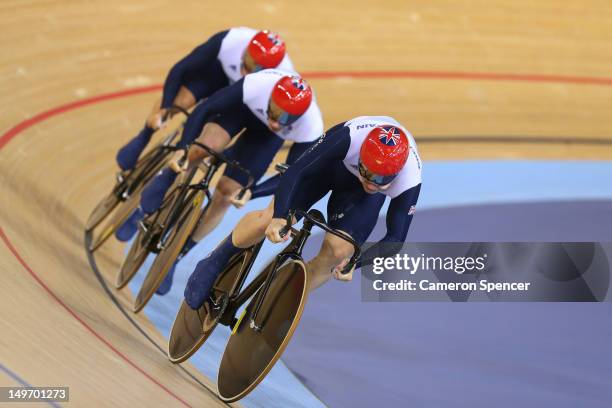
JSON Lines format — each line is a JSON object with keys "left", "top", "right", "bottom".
{"left": 83, "top": 231, "right": 233, "bottom": 407}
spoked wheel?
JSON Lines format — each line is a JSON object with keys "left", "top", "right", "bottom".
{"left": 85, "top": 188, "right": 122, "bottom": 232}
{"left": 132, "top": 190, "right": 205, "bottom": 312}
{"left": 89, "top": 191, "right": 141, "bottom": 252}
{"left": 168, "top": 251, "right": 249, "bottom": 363}
{"left": 218, "top": 260, "right": 308, "bottom": 402}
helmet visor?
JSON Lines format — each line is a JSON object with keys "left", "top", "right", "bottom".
{"left": 358, "top": 160, "right": 398, "bottom": 186}
{"left": 267, "top": 101, "right": 302, "bottom": 126}
{"left": 241, "top": 52, "right": 265, "bottom": 74}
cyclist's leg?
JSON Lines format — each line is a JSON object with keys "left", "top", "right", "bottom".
{"left": 150, "top": 116, "right": 248, "bottom": 292}
{"left": 116, "top": 97, "right": 160, "bottom": 171}
{"left": 141, "top": 121, "right": 231, "bottom": 214}
{"left": 191, "top": 129, "right": 284, "bottom": 241}
{"left": 305, "top": 188, "right": 386, "bottom": 290}
{"left": 232, "top": 199, "right": 276, "bottom": 248}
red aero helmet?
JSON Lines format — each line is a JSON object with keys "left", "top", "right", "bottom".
{"left": 247, "top": 30, "right": 286, "bottom": 69}
{"left": 271, "top": 75, "right": 313, "bottom": 120}
{"left": 359, "top": 125, "right": 409, "bottom": 184}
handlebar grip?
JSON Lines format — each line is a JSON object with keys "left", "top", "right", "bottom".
{"left": 177, "top": 147, "right": 189, "bottom": 167}
{"left": 235, "top": 187, "right": 248, "bottom": 201}
{"left": 340, "top": 255, "right": 359, "bottom": 275}
{"left": 279, "top": 212, "right": 296, "bottom": 238}
{"left": 279, "top": 225, "right": 291, "bottom": 239}
{"left": 275, "top": 163, "right": 289, "bottom": 174}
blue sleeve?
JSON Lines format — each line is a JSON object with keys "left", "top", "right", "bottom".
{"left": 250, "top": 140, "right": 317, "bottom": 199}
{"left": 382, "top": 184, "right": 421, "bottom": 243}
{"left": 178, "top": 78, "right": 244, "bottom": 148}
{"left": 359, "top": 184, "right": 421, "bottom": 267}
{"left": 273, "top": 123, "right": 351, "bottom": 218}
{"left": 161, "top": 30, "right": 228, "bottom": 109}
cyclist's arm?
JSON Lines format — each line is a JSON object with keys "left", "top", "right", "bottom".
{"left": 178, "top": 78, "right": 245, "bottom": 148}
{"left": 360, "top": 183, "right": 421, "bottom": 265}
{"left": 250, "top": 140, "right": 316, "bottom": 199}
{"left": 161, "top": 30, "right": 228, "bottom": 109}
{"left": 273, "top": 125, "right": 351, "bottom": 218}
{"left": 383, "top": 184, "right": 421, "bottom": 243}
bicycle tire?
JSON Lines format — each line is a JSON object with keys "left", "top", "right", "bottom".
{"left": 217, "top": 259, "right": 308, "bottom": 402}
{"left": 132, "top": 189, "right": 204, "bottom": 312}
{"left": 113, "top": 186, "right": 176, "bottom": 288}
{"left": 167, "top": 251, "right": 251, "bottom": 363}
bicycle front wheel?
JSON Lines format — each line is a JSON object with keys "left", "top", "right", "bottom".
{"left": 85, "top": 190, "right": 121, "bottom": 232}
{"left": 132, "top": 190, "right": 204, "bottom": 312}
{"left": 89, "top": 191, "right": 141, "bottom": 252}
{"left": 167, "top": 249, "right": 252, "bottom": 363}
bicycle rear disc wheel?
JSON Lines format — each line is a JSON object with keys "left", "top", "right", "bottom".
{"left": 168, "top": 251, "right": 249, "bottom": 363}
{"left": 132, "top": 190, "right": 204, "bottom": 312}
{"left": 218, "top": 259, "right": 308, "bottom": 402}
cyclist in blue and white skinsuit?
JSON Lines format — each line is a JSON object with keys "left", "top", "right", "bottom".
{"left": 118, "top": 68, "right": 323, "bottom": 295}
{"left": 183, "top": 116, "right": 422, "bottom": 310}
{"left": 115, "top": 27, "right": 294, "bottom": 172}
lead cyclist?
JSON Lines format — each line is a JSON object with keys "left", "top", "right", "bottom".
{"left": 182, "top": 115, "right": 423, "bottom": 310}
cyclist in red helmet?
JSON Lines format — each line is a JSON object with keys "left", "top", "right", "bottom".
{"left": 116, "top": 28, "right": 293, "bottom": 172}
{"left": 117, "top": 69, "right": 323, "bottom": 296}
{"left": 184, "top": 116, "right": 422, "bottom": 310}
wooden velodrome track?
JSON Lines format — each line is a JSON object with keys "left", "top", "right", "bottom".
{"left": 1, "top": 0, "right": 611, "bottom": 406}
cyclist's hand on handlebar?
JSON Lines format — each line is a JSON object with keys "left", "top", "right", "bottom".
{"left": 146, "top": 108, "right": 168, "bottom": 130}
{"left": 230, "top": 189, "right": 252, "bottom": 208}
{"left": 332, "top": 258, "right": 355, "bottom": 282}
{"left": 265, "top": 218, "right": 290, "bottom": 243}
{"left": 168, "top": 150, "right": 188, "bottom": 173}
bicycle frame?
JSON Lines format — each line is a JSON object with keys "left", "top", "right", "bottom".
{"left": 217, "top": 209, "right": 361, "bottom": 332}
{"left": 137, "top": 140, "right": 254, "bottom": 254}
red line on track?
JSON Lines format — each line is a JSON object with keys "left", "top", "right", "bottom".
{"left": 304, "top": 70, "right": 612, "bottom": 86}
{"left": 3, "top": 69, "right": 612, "bottom": 149}
{"left": 0, "top": 85, "right": 162, "bottom": 150}
{"left": 1, "top": 68, "right": 611, "bottom": 406}
{"left": 0, "top": 228, "right": 192, "bottom": 408}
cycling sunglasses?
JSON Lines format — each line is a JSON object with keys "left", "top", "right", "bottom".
{"left": 358, "top": 160, "right": 398, "bottom": 186}
{"left": 267, "top": 104, "right": 301, "bottom": 126}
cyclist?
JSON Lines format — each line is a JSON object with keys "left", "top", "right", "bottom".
{"left": 183, "top": 116, "right": 422, "bottom": 310}
{"left": 116, "top": 27, "right": 293, "bottom": 172}
{"left": 117, "top": 69, "right": 324, "bottom": 295}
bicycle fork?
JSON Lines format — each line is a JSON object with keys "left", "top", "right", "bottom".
{"left": 248, "top": 220, "right": 313, "bottom": 332}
